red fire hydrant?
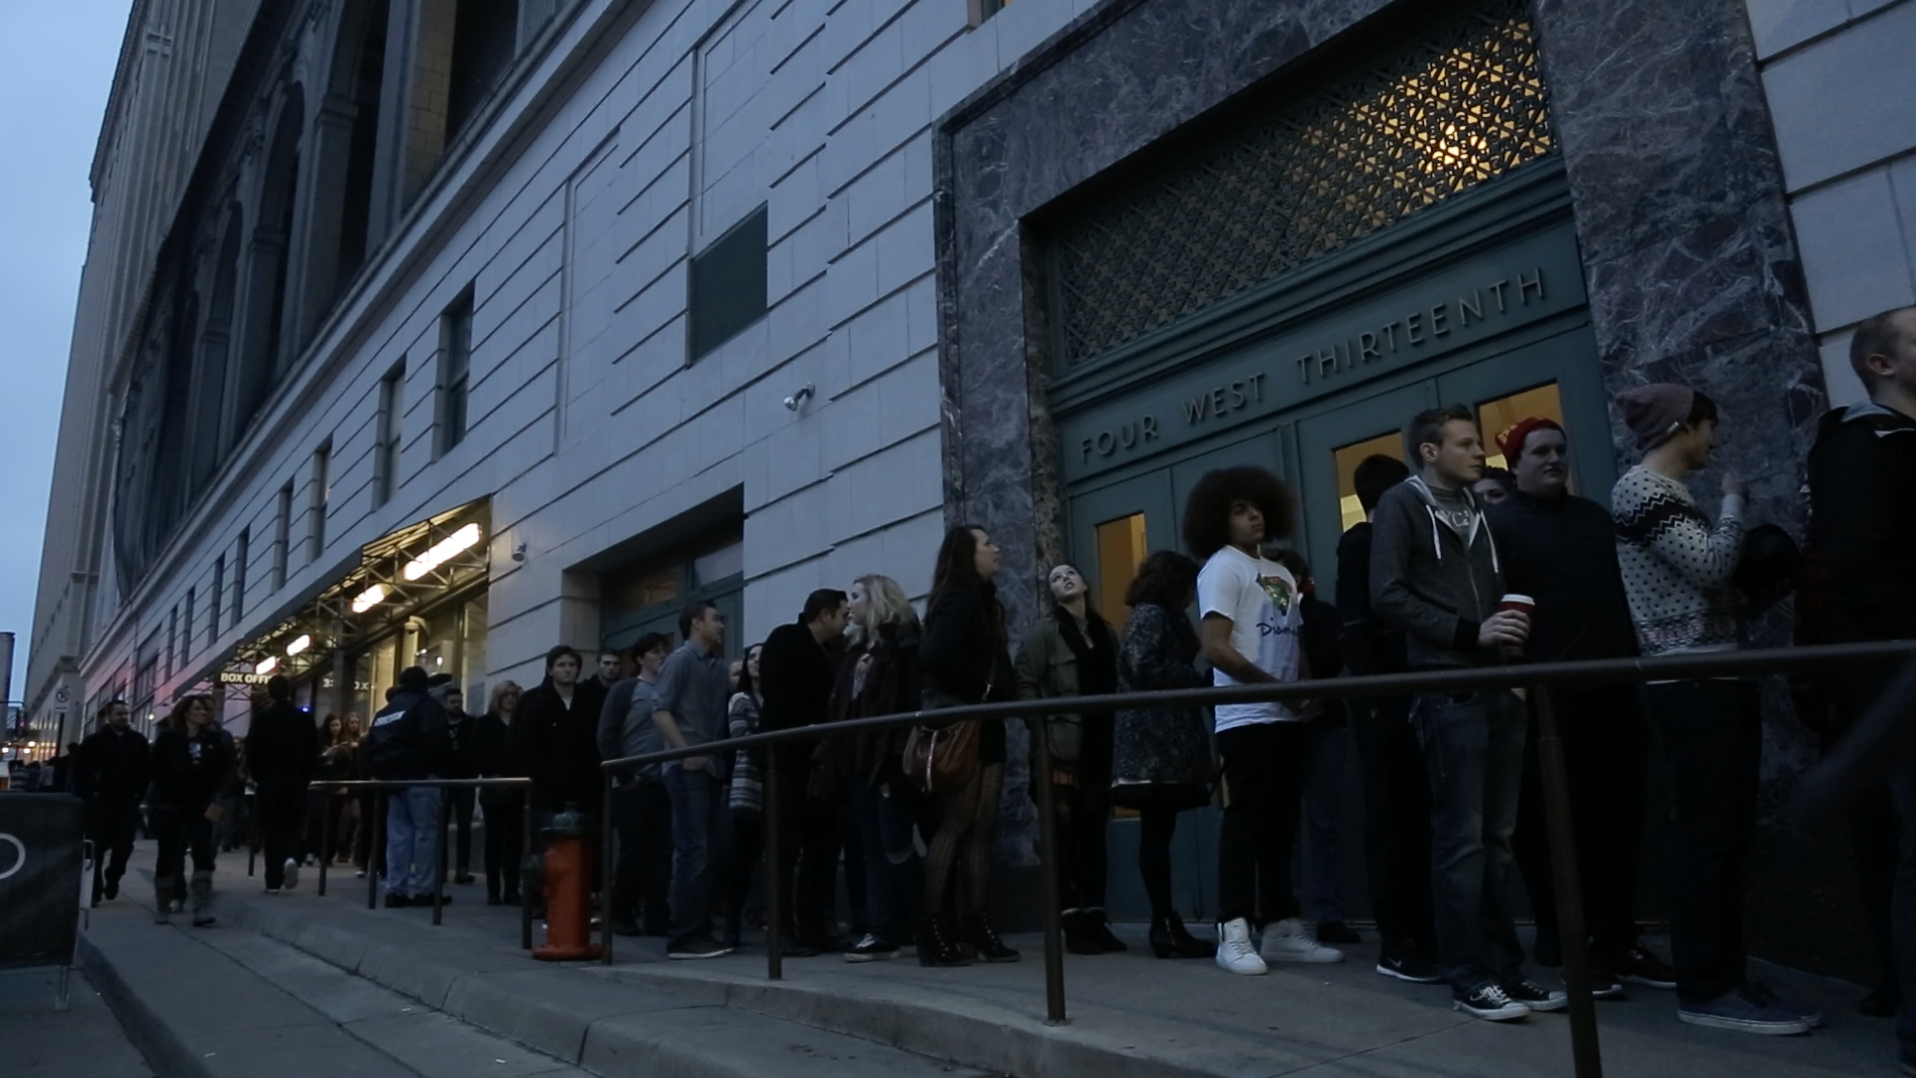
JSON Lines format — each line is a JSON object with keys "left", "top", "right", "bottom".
{"left": 532, "top": 803, "right": 603, "bottom": 961}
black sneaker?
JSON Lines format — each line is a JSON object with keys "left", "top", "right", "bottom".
{"left": 412, "top": 894, "right": 450, "bottom": 907}
{"left": 845, "top": 934, "right": 901, "bottom": 963}
{"left": 1454, "top": 984, "right": 1530, "bottom": 1022}
{"left": 384, "top": 893, "right": 413, "bottom": 908}
{"left": 1316, "top": 920, "right": 1362, "bottom": 945}
{"left": 1375, "top": 950, "right": 1444, "bottom": 984}
{"left": 1677, "top": 985, "right": 1813, "bottom": 1035}
{"left": 1504, "top": 976, "right": 1569, "bottom": 1012}
{"left": 668, "top": 933, "right": 734, "bottom": 960}
{"left": 611, "top": 916, "right": 643, "bottom": 937}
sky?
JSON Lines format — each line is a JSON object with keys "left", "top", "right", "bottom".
{"left": 0, "top": 1, "right": 127, "bottom": 701}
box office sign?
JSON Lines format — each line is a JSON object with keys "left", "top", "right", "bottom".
{"left": 1057, "top": 224, "right": 1587, "bottom": 483}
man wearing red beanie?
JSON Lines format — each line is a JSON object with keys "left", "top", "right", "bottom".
{"left": 1486, "top": 416, "right": 1674, "bottom": 998}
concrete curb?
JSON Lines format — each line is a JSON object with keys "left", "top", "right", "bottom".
{"left": 77, "top": 931, "right": 213, "bottom": 1078}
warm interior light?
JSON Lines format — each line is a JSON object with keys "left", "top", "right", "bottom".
{"left": 403, "top": 523, "right": 483, "bottom": 581}
{"left": 256, "top": 656, "right": 279, "bottom": 675}
{"left": 351, "top": 584, "right": 387, "bottom": 613}
{"left": 287, "top": 634, "right": 312, "bottom": 656}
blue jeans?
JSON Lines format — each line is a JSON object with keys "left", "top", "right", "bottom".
{"left": 384, "top": 786, "right": 442, "bottom": 898}
{"left": 848, "top": 778, "right": 922, "bottom": 946}
{"left": 1301, "top": 717, "right": 1352, "bottom": 923}
{"left": 1411, "top": 689, "right": 1525, "bottom": 993}
{"left": 665, "top": 765, "right": 725, "bottom": 939}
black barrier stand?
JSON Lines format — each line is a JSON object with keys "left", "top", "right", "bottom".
{"left": 601, "top": 777, "right": 616, "bottom": 965}
{"left": 317, "top": 798, "right": 333, "bottom": 897}
{"left": 367, "top": 790, "right": 386, "bottom": 909}
{"left": 1535, "top": 686, "right": 1601, "bottom": 1078}
{"left": 0, "top": 795, "right": 87, "bottom": 1010}
{"left": 765, "top": 749, "right": 784, "bottom": 981}
{"left": 522, "top": 793, "right": 536, "bottom": 952}
{"left": 433, "top": 789, "right": 450, "bottom": 925}
{"left": 1030, "top": 717, "right": 1068, "bottom": 1025}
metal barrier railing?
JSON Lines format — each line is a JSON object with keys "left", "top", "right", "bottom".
{"left": 308, "top": 777, "right": 537, "bottom": 950}
{"left": 599, "top": 639, "right": 1916, "bottom": 1078}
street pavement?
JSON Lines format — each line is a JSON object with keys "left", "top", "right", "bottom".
{"left": 76, "top": 841, "right": 1904, "bottom": 1077}
{"left": 0, "top": 963, "right": 155, "bottom": 1077}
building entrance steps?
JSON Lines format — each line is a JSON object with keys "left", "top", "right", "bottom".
{"left": 138, "top": 853, "right": 1895, "bottom": 1078}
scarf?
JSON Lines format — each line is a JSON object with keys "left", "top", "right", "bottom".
{"left": 1054, "top": 605, "right": 1118, "bottom": 697}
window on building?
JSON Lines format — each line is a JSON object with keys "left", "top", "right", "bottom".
{"left": 689, "top": 205, "right": 767, "bottom": 362}
{"left": 375, "top": 363, "right": 404, "bottom": 507}
{"left": 210, "top": 556, "right": 225, "bottom": 644}
{"left": 448, "top": 0, "right": 520, "bottom": 136}
{"left": 967, "top": 0, "right": 1008, "bottom": 26}
{"left": 437, "top": 291, "right": 472, "bottom": 456}
{"left": 184, "top": 588, "right": 196, "bottom": 662}
{"left": 167, "top": 606, "right": 178, "bottom": 678}
{"left": 275, "top": 483, "right": 293, "bottom": 589}
{"left": 1093, "top": 514, "right": 1148, "bottom": 623}
{"left": 234, "top": 530, "right": 249, "bottom": 624}
{"left": 310, "top": 441, "right": 331, "bottom": 562}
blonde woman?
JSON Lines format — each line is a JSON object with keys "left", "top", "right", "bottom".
{"left": 474, "top": 680, "right": 524, "bottom": 904}
{"left": 833, "top": 574, "right": 926, "bottom": 962}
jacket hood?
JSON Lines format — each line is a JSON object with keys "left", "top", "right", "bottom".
{"left": 1401, "top": 475, "right": 1499, "bottom": 571}
{"left": 1817, "top": 400, "right": 1916, "bottom": 443}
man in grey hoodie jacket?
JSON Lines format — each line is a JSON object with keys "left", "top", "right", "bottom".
{"left": 1371, "top": 404, "right": 1560, "bottom": 1022}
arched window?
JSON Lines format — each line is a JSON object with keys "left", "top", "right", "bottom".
{"left": 314, "top": 0, "right": 391, "bottom": 309}
{"left": 190, "top": 205, "right": 243, "bottom": 490}
{"left": 233, "top": 84, "right": 304, "bottom": 428}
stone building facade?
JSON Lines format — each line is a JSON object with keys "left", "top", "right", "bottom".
{"left": 27, "top": 0, "right": 1908, "bottom": 977}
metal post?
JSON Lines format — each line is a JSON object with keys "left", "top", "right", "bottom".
{"left": 521, "top": 789, "right": 535, "bottom": 951}
{"left": 764, "top": 748, "right": 784, "bottom": 981}
{"left": 1030, "top": 717, "right": 1068, "bottom": 1025}
{"left": 318, "top": 788, "right": 332, "bottom": 897}
{"left": 368, "top": 790, "right": 386, "bottom": 910}
{"left": 602, "top": 774, "right": 616, "bottom": 965}
{"left": 433, "top": 785, "right": 450, "bottom": 926}
{"left": 1533, "top": 686, "right": 1601, "bottom": 1078}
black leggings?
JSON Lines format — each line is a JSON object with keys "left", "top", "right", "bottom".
{"left": 480, "top": 789, "right": 523, "bottom": 898}
{"left": 1138, "top": 805, "right": 1180, "bottom": 919}
{"left": 925, "top": 763, "right": 1003, "bottom": 915}
{"left": 1050, "top": 783, "right": 1110, "bottom": 911}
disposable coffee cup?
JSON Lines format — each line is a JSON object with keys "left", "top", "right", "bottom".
{"left": 1498, "top": 594, "right": 1535, "bottom": 615}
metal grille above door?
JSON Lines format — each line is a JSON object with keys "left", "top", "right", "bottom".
{"left": 1047, "top": 0, "right": 1555, "bottom": 368}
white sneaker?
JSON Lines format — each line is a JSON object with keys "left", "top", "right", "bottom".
{"left": 1260, "top": 917, "right": 1344, "bottom": 964}
{"left": 282, "top": 858, "right": 300, "bottom": 892}
{"left": 1215, "top": 918, "right": 1268, "bottom": 976}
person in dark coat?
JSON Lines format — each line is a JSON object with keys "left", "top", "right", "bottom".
{"left": 1275, "top": 549, "right": 1359, "bottom": 948}
{"left": 1806, "top": 304, "right": 1916, "bottom": 1029}
{"left": 1109, "top": 552, "right": 1215, "bottom": 960}
{"left": 473, "top": 681, "right": 525, "bottom": 905}
{"left": 439, "top": 686, "right": 479, "bottom": 884}
{"left": 757, "top": 589, "right": 851, "bottom": 952}
{"left": 148, "top": 694, "right": 239, "bottom": 926}
{"left": 1488, "top": 417, "right": 1675, "bottom": 997}
{"left": 365, "top": 666, "right": 453, "bottom": 906}
{"left": 246, "top": 675, "right": 319, "bottom": 894}
{"left": 918, "top": 525, "right": 1019, "bottom": 967}
{"left": 512, "top": 646, "right": 603, "bottom": 823}
{"left": 76, "top": 699, "right": 148, "bottom": 906}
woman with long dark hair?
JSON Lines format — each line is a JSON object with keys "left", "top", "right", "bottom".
{"left": 148, "top": 694, "right": 238, "bottom": 926}
{"left": 725, "top": 645, "right": 802, "bottom": 952}
{"left": 1110, "top": 551, "right": 1216, "bottom": 959}
{"left": 316, "top": 714, "right": 360, "bottom": 864}
{"left": 1015, "top": 563, "right": 1123, "bottom": 954}
{"left": 918, "top": 525, "right": 1019, "bottom": 966}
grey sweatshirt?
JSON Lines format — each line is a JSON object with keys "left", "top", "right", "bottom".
{"left": 1369, "top": 475, "right": 1506, "bottom": 670}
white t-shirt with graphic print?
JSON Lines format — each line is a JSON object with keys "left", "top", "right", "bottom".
{"left": 1197, "top": 545, "right": 1304, "bottom": 731}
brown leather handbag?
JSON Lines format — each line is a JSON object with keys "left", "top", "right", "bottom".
{"left": 904, "top": 686, "right": 985, "bottom": 795}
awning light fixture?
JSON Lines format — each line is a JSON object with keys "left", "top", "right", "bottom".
{"left": 256, "top": 656, "right": 279, "bottom": 675}
{"left": 287, "top": 634, "right": 312, "bottom": 656}
{"left": 404, "top": 523, "right": 483, "bottom": 582}
{"left": 351, "top": 584, "right": 387, "bottom": 613}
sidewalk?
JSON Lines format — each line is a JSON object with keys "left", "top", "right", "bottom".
{"left": 113, "top": 847, "right": 1902, "bottom": 1077}
{"left": 0, "top": 964, "right": 154, "bottom": 1077}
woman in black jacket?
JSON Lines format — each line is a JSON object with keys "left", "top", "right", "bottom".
{"left": 831, "top": 574, "right": 927, "bottom": 962}
{"left": 918, "top": 525, "right": 1019, "bottom": 966}
{"left": 149, "top": 694, "right": 239, "bottom": 927}
{"left": 1109, "top": 551, "right": 1216, "bottom": 959}
{"left": 474, "top": 681, "right": 524, "bottom": 905}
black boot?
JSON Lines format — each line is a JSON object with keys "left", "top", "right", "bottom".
{"left": 917, "top": 914, "right": 971, "bottom": 967}
{"left": 1149, "top": 912, "right": 1216, "bottom": 959}
{"left": 1062, "top": 910, "right": 1101, "bottom": 955}
{"left": 962, "top": 911, "right": 1021, "bottom": 963}
{"left": 1083, "top": 908, "right": 1128, "bottom": 953}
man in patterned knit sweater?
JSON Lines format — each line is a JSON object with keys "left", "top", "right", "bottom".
{"left": 1611, "top": 384, "right": 1820, "bottom": 1036}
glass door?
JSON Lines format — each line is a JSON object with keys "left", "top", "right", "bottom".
{"left": 1295, "top": 382, "right": 1437, "bottom": 607}
{"left": 1435, "top": 327, "right": 1617, "bottom": 505}
{"left": 1067, "top": 471, "right": 1176, "bottom": 628}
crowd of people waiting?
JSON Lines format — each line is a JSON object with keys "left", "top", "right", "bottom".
{"left": 50, "top": 304, "right": 1916, "bottom": 1064}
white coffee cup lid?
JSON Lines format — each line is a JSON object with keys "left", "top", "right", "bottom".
{"left": 1500, "top": 594, "right": 1534, "bottom": 604}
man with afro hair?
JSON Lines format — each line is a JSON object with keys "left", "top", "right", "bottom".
{"left": 1184, "top": 466, "right": 1343, "bottom": 976}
